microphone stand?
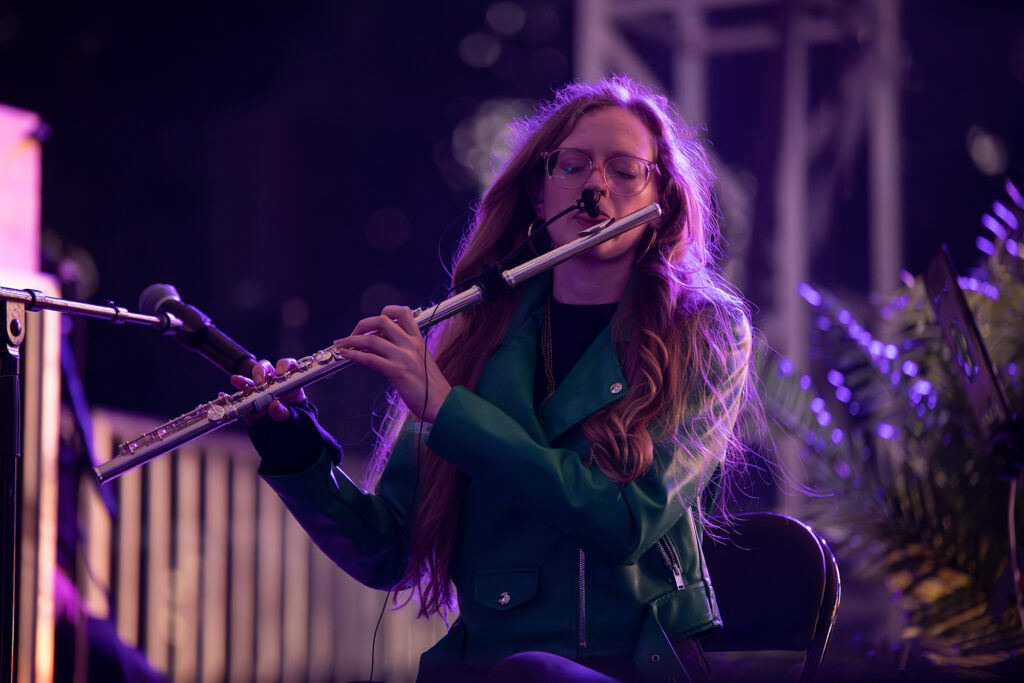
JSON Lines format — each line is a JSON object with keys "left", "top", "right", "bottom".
{"left": 0, "top": 286, "right": 182, "bottom": 682}
{"left": 1, "top": 298, "right": 23, "bottom": 683}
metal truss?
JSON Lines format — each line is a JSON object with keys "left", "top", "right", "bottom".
{"left": 573, "top": 0, "right": 902, "bottom": 371}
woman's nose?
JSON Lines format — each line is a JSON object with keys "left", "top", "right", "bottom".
{"left": 584, "top": 163, "right": 610, "bottom": 193}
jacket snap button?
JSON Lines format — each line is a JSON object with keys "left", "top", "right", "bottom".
{"left": 498, "top": 591, "right": 511, "bottom": 606}
{"left": 651, "top": 654, "right": 660, "bottom": 663}
{"left": 610, "top": 382, "right": 623, "bottom": 394}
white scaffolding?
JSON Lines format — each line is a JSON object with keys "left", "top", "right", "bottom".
{"left": 573, "top": 0, "right": 902, "bottom": 372}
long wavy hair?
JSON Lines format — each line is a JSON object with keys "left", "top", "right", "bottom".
{"left": 367, "top": 75, "right": 758, "bottom": 618}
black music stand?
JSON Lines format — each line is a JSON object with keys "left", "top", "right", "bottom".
{"left": 922, "top": 245, "right": 1023, "bottom": 629}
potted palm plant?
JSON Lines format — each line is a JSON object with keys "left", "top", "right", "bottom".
{"left": 762, "top": 179, "right": 1024, "bottom": 675}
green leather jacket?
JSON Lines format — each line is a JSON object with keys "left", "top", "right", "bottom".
{"left": 258, "top": 278, "right": 740, "bottom": 681}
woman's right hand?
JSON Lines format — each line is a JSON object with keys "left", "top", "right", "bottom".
{"left": 229, "top": 358, "right": 307, "bottom": 424}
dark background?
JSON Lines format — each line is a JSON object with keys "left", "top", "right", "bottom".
{"left": 1, "top": 0, "right": 1022, "bottom": 458}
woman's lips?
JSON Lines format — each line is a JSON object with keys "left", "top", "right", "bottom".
{"left": 573, "top": 212, "right": 609, "bottom": 227}
{"left": 572, "top": 212, "right": 611, "bottom": 236}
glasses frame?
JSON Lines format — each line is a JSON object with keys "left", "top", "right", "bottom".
{"left": 541, "top": 147, "right": 659, "bottom": 197}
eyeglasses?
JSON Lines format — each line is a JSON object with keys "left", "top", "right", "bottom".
{"left": 541, "top": 148, "right": 658, "bottom": 197}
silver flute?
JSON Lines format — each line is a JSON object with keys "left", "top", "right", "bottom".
{"left": 95, "top": 202, "right": 662, "bottom": 484}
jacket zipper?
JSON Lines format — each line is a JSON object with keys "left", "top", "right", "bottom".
{"left": 579, "top": 537, "right": 682, "bottom": 651}
{"left": 656, "top": 536, "right": 686, "bottom": 590}
{"left": 578, "top": 452, "right": 595, "bottom": 650}
{"left": 578, "top": 548, "right": 587, "bottom": 648}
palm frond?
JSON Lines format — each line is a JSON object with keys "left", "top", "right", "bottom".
{"left": 761, "top": 179, "right": 1024, "bottom": 671}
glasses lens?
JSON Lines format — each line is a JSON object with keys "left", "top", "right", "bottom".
{"left": 546, "top": 149, "right": 592, "bottom": 188}
{"left": 605, "top": 157, "right": 651, "bottom": 196}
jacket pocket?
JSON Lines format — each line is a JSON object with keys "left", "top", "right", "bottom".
{"left": 474, "top": 567, "right": 540, "bottom": 611}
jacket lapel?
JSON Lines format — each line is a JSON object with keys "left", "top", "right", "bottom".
{"left": 539, "top": 324, "right": 628, "bottom": 442}
{"left": 474, "top": 275, "right": 630, "bottom": 446}
{"left": 474, "top": 300, "right": 548, "bottom": 445}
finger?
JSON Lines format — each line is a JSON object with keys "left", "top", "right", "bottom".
{"left": 349, "top": 314, "right": 405, "bottom": 343}
{"left": 334, "top": 345, "right": 392, "bottom": 374}
{"left": 275, "top": 357, "right": 298, "bottom": 375}
{"left": 270, "top": 358, "right": 305, "bottom": 405}
{"left": 382, "top": 305, "right": 420, "bottom": 336}
{"left": 268, "top": 400, "right": 293, "bottom": 422}
{"left": 230, "top": 375, "right": 252, "bottom": 391}
{"left": 348, "top": 313, "right": 386, "bottom": 337}
{"left": 334, "top": 334, "right": 399, "bottom": 357}
{"left": 376, "top": 315, "right": 409, "bottom": 344}
{"left": 278, "top": 388, "right": 307, "bottom": 404}
{"left": 254, "top": 359, "right": 275, "bottom": 386}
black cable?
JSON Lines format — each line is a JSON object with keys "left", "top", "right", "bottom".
{"left": 450, "top": 192, "right": 602, "bottom": 297}
{"left": 368, "top": 589, "right": 388, "bottom": 681}
{"left": 368, "top": 303, "right": 437, "bottom": 681}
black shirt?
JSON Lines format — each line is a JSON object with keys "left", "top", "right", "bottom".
{"left": 534, "top": 297, "right": 618, "bottom": 408}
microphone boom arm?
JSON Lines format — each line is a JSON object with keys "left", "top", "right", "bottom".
{"left": 94, "top": 202, "right": 662, "bottom": 484}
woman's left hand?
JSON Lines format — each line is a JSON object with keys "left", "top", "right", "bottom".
{"left": 334, "top": 305, "right": 451, "bottom": 423}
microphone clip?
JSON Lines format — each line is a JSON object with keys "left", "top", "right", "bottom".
{"left": 576, "top": 189, "right": 603, "bottom": 218}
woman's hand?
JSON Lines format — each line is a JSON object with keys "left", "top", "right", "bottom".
{"left": 229, "top": 358, "right": 307, "bottom": 424}
{"left": 333, "top": 305, "right": 451, "bottom": 423}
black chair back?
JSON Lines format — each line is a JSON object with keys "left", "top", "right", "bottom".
{"left": 701, "top": 512, "right": 841, "bottom": 682}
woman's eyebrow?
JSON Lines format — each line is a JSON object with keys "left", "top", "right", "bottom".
{"left": 560, "top": 146, "right": 651, "bottom": 158}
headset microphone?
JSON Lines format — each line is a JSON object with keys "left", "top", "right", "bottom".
{"left": 578, "top": 189, "right": 603, "bottom": 218}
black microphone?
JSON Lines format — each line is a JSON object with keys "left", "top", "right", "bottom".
{"left": 139, "top": 283, "right": 257, "bottom": 377}
{"left": 578, "top": 189, "right": 603, "bottom": 218}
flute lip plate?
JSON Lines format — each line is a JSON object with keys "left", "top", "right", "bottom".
{"left": 577, "top": 219, "right": 612, "bottom": 238}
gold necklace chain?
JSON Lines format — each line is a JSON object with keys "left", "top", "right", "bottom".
{"left": 541, "top": 294, "right": 556, "bottom": 406}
